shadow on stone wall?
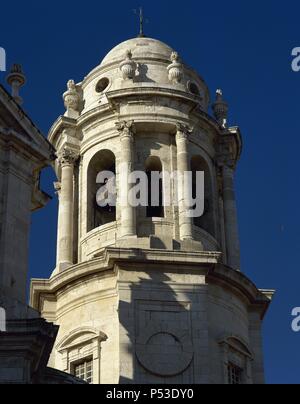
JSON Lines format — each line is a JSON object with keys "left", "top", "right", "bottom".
{"left": 119, "top": 263, "right": 196, "bottom": 384}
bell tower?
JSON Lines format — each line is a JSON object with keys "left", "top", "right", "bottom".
{"left": 31, "top": 36, "right": 273, "bottom": 384}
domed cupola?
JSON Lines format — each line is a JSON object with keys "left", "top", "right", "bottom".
{"left": 79, "top": 37, "right": 210, "bottom": 114}
{"left": 31, "top": 32, "right": 271, "bottom": 387}
{"left": 48, "top": 34, "right": 242, "bottom": 272}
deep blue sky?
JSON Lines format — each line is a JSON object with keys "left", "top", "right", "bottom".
{"left": 0, "top": 0, "right": 299, "bottom": 384}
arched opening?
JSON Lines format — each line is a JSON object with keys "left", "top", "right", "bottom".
{"left": 219, "top": 336, "right": 254, "bottom": 385}
{"left": 145, "top": 156, "right": 164, "bottom": 218}
{"left": 57, "top": 327, "right": 108, "bottom": 385}
{"left": 191, "top": 155, "right": 214, "bottom": 236}
{"left": 188, "top": 81, "right": 201, "bottom": 97}
{"left": 87, "top": 150, "right": 116, "bottom": 232}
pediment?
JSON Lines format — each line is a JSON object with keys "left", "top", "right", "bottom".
{"left": 219, "top": 334, "right": 253, "bottom": 359}
{"left": 56, "top": 327, "right": 108, "bottom": 352}
{"left": 0, "top": 84, "right": 54, "bottom": 161}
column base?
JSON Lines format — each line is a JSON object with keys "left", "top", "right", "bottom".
{"left": 51, "top": 262, "right": 73, "bottom": 276}
{"left": 179, "top": 239, "right": 204, "bottom": 252}
{"left": 116, "top": 235, "right": 139, "bottom": 249}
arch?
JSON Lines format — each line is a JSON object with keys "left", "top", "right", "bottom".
{"left": 87, "top": 149, "right": 116, "bottom": 232}
{"left": 56, "top": 327, "right": 108, "bottom": 384}
{"left": 218, "top": 334, "right": 254, "bottom": 384}
{"left": 56, "top": 327, "right": 108, "bottom": 352}
{"left": 218, "top": 334, "right": 254, "bottom": 359}
{"left": 191, "top": 155, "right": 215, "bottom": 237}
{"left": 145, "top": 156, "right": 164, "bottom": 218}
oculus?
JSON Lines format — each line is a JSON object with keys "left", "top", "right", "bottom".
{"left": 96, "top": 77, "right": 110, "bottom": 93}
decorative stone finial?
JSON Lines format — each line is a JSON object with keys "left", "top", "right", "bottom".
{"left": 212, "top": 89, "right": 229, "bottom": 128}
{"left": 6, "top": 64, "right": 26, "bottom": 105}
{"left": 167, "top": 52, "right": 183, "bottom": 84}
{"left": 63, "top": 80, "right": 81, "bottom": 119}
{"left": 119, "top": 50, "right": 137, "bottom": 80}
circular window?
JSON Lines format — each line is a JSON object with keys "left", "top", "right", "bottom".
{"left": 96, "top": 77, "right": 110, "bottom": 93}
{"left": 188, "top": 82, "right": 201, "bottom": 96}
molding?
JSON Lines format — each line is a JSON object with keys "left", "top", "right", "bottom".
{"left": 0, "top": 125, "right": 54, "bottom": 164}
{"left": 56, "top": 327, "right": 108, "bottom": 352}
{"left": 0, "top": 84, "right": 54, "bottom": 157}
{"left": 218, "top": 334, "right": 254, "bottom": 359}
{"left": 106, "top": 87, "right": 203, "bottom": 108}
{"left": 30, "top": 248, "right": 273, "bottom": 320}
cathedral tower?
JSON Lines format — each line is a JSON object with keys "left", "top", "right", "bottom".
{"left": 30, "top": 37, "right": 273, "bottom": 384}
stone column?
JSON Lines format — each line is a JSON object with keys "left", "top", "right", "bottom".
{"left": 57, "top": 148, "right": 78, "bottom": 269}
{"left": 176, "top": 123, "right": 193, "bottom": 240}
{"left": 217, "top": 170, "right": 227, "bottom": 264}
{"left": 222, "top": 165, "right": 241, "bottom": 270}
{"left": 54, "top": 181, "right": 62, "bottom": 265}
{"left": 249, "top": 310, "right": 265, "bottom": 384}
{"left": 116, "top": 121, "right": 136, "bottom": 238}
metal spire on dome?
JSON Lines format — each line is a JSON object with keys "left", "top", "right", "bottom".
{"left": 134, "top": 7, "right": 148, "bottom": 38}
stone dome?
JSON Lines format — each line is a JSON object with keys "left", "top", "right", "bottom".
{"left": 100, "top": 37, "right": 174, "bottom": 67}
{"left": 80, "top": 36, "right": 210, "bottom": 114}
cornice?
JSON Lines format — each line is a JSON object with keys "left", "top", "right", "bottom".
{"left": 48, "top": 115, "right": 77, "bottom": 146}
{"left": 216, "top": 126, "right": 243, "bottom": 170}
{"left": 0, "top": 84, "right": 54, "bottom": 159}
{"left": 30, "top": 247, "right": 273, "bottom": 319}
{"left": 0, "top": 126, "right": 54, "bottom": 164}
{"left": 30, "top": 248, "right": 220, "bottom": 309}
{"left": 106, "top": 86, "right": 203, "bottom": 107}
{"left": 47, "top": 89, "right": 222, "bottom": 151}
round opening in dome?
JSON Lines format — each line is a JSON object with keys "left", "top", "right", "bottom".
{"left": 188, "top": 82, "right": 201, "bottom": 96}
{"left": 96, "top": 77, "right": 110, "bottom": 93}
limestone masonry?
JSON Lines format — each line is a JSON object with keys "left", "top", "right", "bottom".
{"left": 0, "top": 36, "right": 274, "bottom": 384}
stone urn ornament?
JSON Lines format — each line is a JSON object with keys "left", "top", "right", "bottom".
{"left": 63, "top": 80, "right": 80, "bottom": 118}
{"left": 119, "top": 50, "right": 137, "bottom": 80}
{"left": 167, "top": 52, "right": 183, "bottom": 84}
{"left": 212, "top": 89, "right": 229, "bottom": 128}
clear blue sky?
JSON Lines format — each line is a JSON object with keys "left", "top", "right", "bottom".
{"left": 0, "top": 0, "right": 299, "bottom": 384}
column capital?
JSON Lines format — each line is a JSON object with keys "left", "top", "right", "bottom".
{"left": 116, "top": 120, "right": 136, "bottom": 141}
{"left": 216, "top": 158, "right": 236, "bottom": 172}
{"left": 58, "top": 147, "right": 79, "bottom": 166}
{"left": 216, "top": 129, "right": 240, "bottom": 170}
{"left": 222, "top": 164, "right": 235, "bottom": 178}
{"left": 176, "top": 122, "right": 193, "bottom": 142}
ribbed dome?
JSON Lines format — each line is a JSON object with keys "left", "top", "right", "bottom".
{"left": 101, "top": 37, "right": 174, "bottom": 67}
